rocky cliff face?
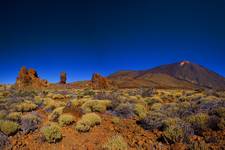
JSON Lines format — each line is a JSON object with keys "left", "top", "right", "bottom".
{"left": 15, "top": 66, "right": 48, "bottom": 89}
{"left": 60, "top": 72, "right": 67, "bottom": 84}
{"left": 91, "top": 73, "right": 115, "bottom": 89}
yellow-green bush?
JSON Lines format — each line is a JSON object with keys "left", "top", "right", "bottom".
{"left": 43, "top": 98, "right": 65, "bottom": 112}
{"left": 75, "top": 113, "right": 101, "bottom": 132}
{"left": 164, "top": 124, "right": 184, "bottom": 143}
{"left": 34, "top": 96, "right": 43, "bottom": 105}
{"left": 134, "top": 104, "right": 147, "bottom": 119}
{"left": 52, "top": 94, "right": 65, "bottom": 99}
{"left": 81, "top": 100, "right": 111, "bottom": 113}
{"left": 16, "top": 101, "right": 37, "bottom": 112}
{"left": 186, "top": 113, "right": 209, "bottom": 131}
{"left": 71, "top": 99, "right": 89, "bottom": 108}
{"left": 7, "top": 112, "right": 22, "bottom": 121}
{"left": 0, "top": 111, "right": 6, "bottom": 119}
{"left": 58, "top": 114, "right": 74, "bottom": 126}
{"left": 0, "top": 120, "right": 20, "bottom": 135}
{"left": 151, "top": 103, "right": 162, "bottom": 111}
{"left": 41, "top": 123, "right": 62, "bottom": 143}
{"left": 218, "top": 118, "right": 225, "bottom": 130}
{"left": 102, "top": 135, "right": 128, "bottom": 150}
{"left": 48, "top": 107, "right": 64, "bottom": 121}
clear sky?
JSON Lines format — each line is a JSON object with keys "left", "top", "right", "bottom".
{"left": 0, "top": 0, "right": 225, "bottom": 83}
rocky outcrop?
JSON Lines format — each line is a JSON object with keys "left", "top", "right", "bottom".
{"left": 91, "top": 73, "right": 115, "bottom": 89}
{"left": 60, "top": 72, "right": 67, "bottom": 84}
{"left": 15, "top": 66, "right": 48, "bottom": 89}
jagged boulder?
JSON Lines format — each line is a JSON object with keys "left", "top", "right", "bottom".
{"left": 15, "top": 66, "right": 48, "bottom": 89}
{"left": 91, "top": 73, "right": 115, "bottom": 89}
{"left": 60, "top": 72, "right": 67, "bottom": 84}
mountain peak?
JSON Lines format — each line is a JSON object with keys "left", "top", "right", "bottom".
{"left": 179, "top": 60, "right": 191, "bottom": 66}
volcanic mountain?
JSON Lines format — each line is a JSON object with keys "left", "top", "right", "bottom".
{"left": 108, "top": 61, "right": 225, "bottom": 89}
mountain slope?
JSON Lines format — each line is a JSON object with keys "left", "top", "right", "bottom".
{"left": 108, "top": 61, "right": 225, "bottom": 89}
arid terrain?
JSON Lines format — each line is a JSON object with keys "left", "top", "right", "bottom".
{"left": 0, "top": 61, "right": 225, "bottom": 150}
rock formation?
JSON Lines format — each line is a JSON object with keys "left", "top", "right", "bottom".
{"left": 91, "top": 73, "right": 115, "bottom": 89}
{"left": 15, "top": 66, "right": 48, "bottom": 89}
{"left": 60, "top": 72, "right": 67, "bottom": 84}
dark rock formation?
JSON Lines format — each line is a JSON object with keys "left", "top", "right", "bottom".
{"left": 60, "top": 72, "right": 67, "bottom": 84}
{"left": 15, "top": 66, "right": 48, "bottom": 89}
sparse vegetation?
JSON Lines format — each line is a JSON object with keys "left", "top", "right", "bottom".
{"left": 16, "top": 101, "right": 37, "bottom": 112}
{"left": 41, "top": 123, "right": 62, "bottom": 143}
{"left": 0, "top": 120, "right": 20, "bottom": 135}
{"left": 102, "top": 135, "right": 128, "bottom": 150}
{"left": 21, "top": 113, "right": 40, "bottom": 134}
{"left": 75, "top": 113, "right": 101, "bottom": 132}
{"left": 58, "top": 114, "right": 74, "bottom": 126}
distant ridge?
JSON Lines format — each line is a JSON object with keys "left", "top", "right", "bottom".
{"left": 108, "top": 61, "right": 225, "bottom": 89}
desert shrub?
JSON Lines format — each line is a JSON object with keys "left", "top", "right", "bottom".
{"left": 138, "top": 112, "right": 166, "bottom": 130}
{"left": 82, "top": 88, "right": 95, "bottom": 97}
{"left": 34, "top": 96, "right": 43, "bottom": 105}
{"left": 102, "top": 135, "right": 128, "bottom": 150}
{"left": 144, "top": 97, "right": 162, "bottom": 106}
{"left": 186, "top": 113, "right": 209, "bottom": 135}
{"left": 7, "top": 112, "right": 22, "bottom": 121}
{"left": 0, "top": 120, "right": 19, "bottom": 135}
{"left": 211, "top": 107, "right": 225, "bottom": 118}
{"left": 134, "top": 104, "right": 147, "bottom": 119}
{"left": 71, "top": 99, "right": 89, "bottom": 108}
{"left": 58, "top": 114, "right": 74, "bottom": 126}
{"left": 43, "top": 98, "right": 65, "bottom": 112}
{"left": 151, "top": 103, "right": 162, "bottom": 111}
{"left": 0, "top": 131, "right": 10, "bottom": 150}
{"left": 16, "top": 101, "right": 37, "bottom": 112}
{"left": 163, "top": 124, "right": 184, "bottom": 144}
{"left": 111, "top": 117, "right": 120, "bottom": 124}
{"left": 75, "top": 113, "right": 101, "bottom": 132}
{"left": 161, "top": 118, "right": 193, "bottom": 144}
{"left": 41, "top": 123, "right": 62, "bottom": 143}
{"left": 21, "top": 113, "right": 40, "bottom": 134}
{"left": 141, "top": 88, "right": 155, "bottom": 97}
{"left": 160, "top": 103, "right": 179, "bottom": 117}
{"left": 114, "top": 103, "right": 134, "bottom": 118}
{"left": 81, "top": 100, "right": 111, "bottom": 113}
{"left": 48, "top": 107, "right": 64, "bottom": 121}
{"left": 0, "top": 111, "right": 6, "bottom": 119}
{"left": 52, "top": 94, "right": 64, "bottom": 99}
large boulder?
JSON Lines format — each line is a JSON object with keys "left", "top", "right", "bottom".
{"left": 91, "top": 73, "right": 115, "bottom": 89}
{"left": 15, "top": 66, "right": 48, "bottom": 89}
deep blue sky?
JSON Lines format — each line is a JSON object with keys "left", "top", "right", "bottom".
{"left": 0, "top": 0, "right": 225, "bottom": 83}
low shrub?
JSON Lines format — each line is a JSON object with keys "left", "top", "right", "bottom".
{"left": 48, "top": 107, "right": 64, "bottom": 121}
{"left": 0, "top": 111, "right": 6, "bottom": 119}
{"left": 16, "top": 101, "right": 37, "bottom": 112}
{"left": 102, "top": 135, "right": 128, "bottom": 150}
{"left": 34, "top": 96, "right": 43, "bottom": 105}
{"left": 7, "top": 112, "right": 22, "bottom": 121}
{"left": 52, "top": 94, "right": 65, "bottom": 99}
{"left": 41, "top": 123, "right": 62, "bottom": 143}
{"left": 0, "top": 120, "right": 20, "bottom": 135}
{"left": 134, "top": 104, "right": 147, "bottom": 119}
{"left": 75, "top": 113, "right": 101, "bottom": 132}
{"left": 138, "top": 112, "right": 166, "bottom": 130}
{"left": 150, "top": 103, "right": 162, "bottom": 111}
{"left": 114, "top": 103, "right": 134, "bottom": 118}
{"left": 81, "top": 100, "right": 111, "bottom": 113}
{"left": 211, "top": 107, "right": 225, "bottom": 118}
{"left": 58, "top": 114, "right": 74, "bottom": 126}
{"left": 71, "top": 99, "right": 89, "bottom": 108}
{"left": 144, "top": 97, "right": 162, "bottom": 106}
{"left": 186, "top": 113, "right": 209, "bottom": 135}
{"left": 21, "top": 113, "right": 40, "bottom": 134}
